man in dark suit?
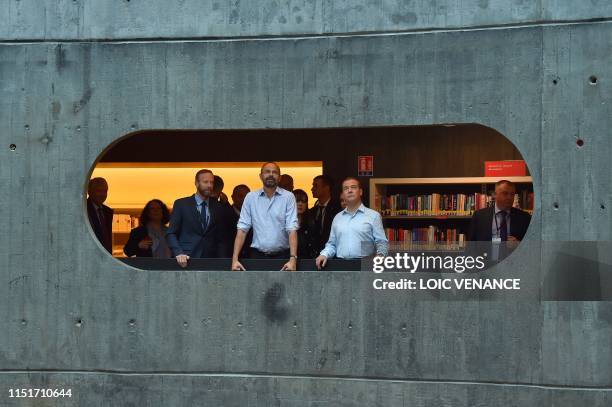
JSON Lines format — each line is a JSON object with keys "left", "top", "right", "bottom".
{"left": 87, "top": 177, "right": 114, "bottom": 253}
{"left": 228, "top": 184, "right": 252, "bottom": 258}
{"left": 166, "top": 169, "right": 230, "bottom": 267}
{"left": 308, "top": 175, "right": 342, "bottom": 253}
{"left": 211, "top": 175, "right": 242, "bottom": 258}
{"left": 468, "top": 180, "right": 531, "bottom": 242}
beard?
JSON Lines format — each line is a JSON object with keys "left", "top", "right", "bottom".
{"left": 197, "top": 187, "right": 211, "bottom": 197}
{"left": 264, "top": 177, "right": 278, "bottom": 188}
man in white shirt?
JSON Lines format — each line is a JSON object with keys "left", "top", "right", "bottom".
{"left": 316, "top": 177, "right": 388, "bottom": 270}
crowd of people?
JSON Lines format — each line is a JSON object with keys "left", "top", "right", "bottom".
{"left": 87, "top": 163, "right": 530, "bottom": 270}
{"left": 86, "top": 161, "right": 388, "bottom": 270}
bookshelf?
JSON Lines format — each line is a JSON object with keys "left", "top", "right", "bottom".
{"left": 369, "top": 177, "right": 534, "bottom": 249}
{"left": 111, "top": 208, "right": 141, "bottom": 257}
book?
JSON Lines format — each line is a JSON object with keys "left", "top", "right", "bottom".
{"left": 385, "top": 226, "right": 465, "bottom": 244}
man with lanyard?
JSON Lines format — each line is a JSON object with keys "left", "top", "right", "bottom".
{"left": 231, "top": 162, "right": 299, "bottom": 271}
{"left": 467, "top": 179, "right": 531, "bottom": 260}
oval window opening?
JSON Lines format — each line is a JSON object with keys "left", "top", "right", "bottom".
{"left": 85, "top": 124, "right": 534, "bottom": 272}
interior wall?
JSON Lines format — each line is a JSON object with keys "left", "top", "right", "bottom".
{"left": 101, "top": 125, "right": 524, "bottom": 204}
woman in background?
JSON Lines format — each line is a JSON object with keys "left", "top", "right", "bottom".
{"left": 124, "top": 199, "right": 171, "bottom": 258}
{"left": 293, "top": 189, "right": 316, "bottom": 258}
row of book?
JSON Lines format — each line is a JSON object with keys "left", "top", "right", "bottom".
{"left": 385, "top": 226, "right": 466, "bottom": 244}
{"left": 512, "top": 190, "right": 534, "bottom": 212}
{"left": 377, "top": 191, "right": 534, "bottom": 217}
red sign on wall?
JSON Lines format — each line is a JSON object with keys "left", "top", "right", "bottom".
{"left": 484, "top": 160, "right": 526, "bottom": 177}
{"left": 358, "top": 156, "right": 374, "bottom": 176}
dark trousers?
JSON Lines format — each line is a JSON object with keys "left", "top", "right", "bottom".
{"left": 249, "top": 248, "right": 290, "bottom": 259}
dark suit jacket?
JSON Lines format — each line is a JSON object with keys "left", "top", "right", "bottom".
{"left": 227, "top": 205, "right": 252, "bottom": 258}
{"left": 307, "top": 199, "right": 342, "bottom": 253}
{"left": 87, "top": 198, "right": 114, "bottom": 253}
{"left": 123, "top": 226, "right": 153, "bottom": 257}
{"left": 297, "top": 211, "right": 316, "bottom": 258}
{"left": 166, "top": 195, "right": 230, "bottom": 258}
{"left": 468, "top": 206, "right": 531, "bottom": 241}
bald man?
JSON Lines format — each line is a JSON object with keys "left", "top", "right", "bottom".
{"left": 87, "top": 177, "right": 114, "bottom": 253}
{"left": 232, "top": 162, "right": 299, "bottom": 271}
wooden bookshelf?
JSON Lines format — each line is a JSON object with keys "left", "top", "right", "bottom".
{"left": 111, "top": 208, "right": 142, "bottom": 257}
{"left": 370, "top": 176, "right": 533, "bottom": 212}
{"left": 370, "top": 176, "right": 534, "bottom": 246}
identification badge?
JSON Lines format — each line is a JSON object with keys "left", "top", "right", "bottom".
{"left": 492, "top": 237, "right": 502, "bottom": 244}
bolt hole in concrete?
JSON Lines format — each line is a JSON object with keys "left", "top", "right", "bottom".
{"left": 75, "top": 319, "right": 82, "bottom": 327}
{"left": 552, "top": 79, "right": 558, "bottom": 85}
{"left": 87, "top": 125, "right": 534, "bottom": 271}
{"left": 553, "top": 202, "right": 559, "bottom": 210}
{"left": 576, "top": 138, "right": 584, "bottom": 147}
{"left": 601, "top": 204, "right": 606, "bottom": 210}
{"left": 589, "top": 75, "right": 598, "bottom": 85}
{"left": 9, "top": 144, "right": 17, "bottom": 151}
{"left": 128, "top": 319, "right": 136, "bottom": 326}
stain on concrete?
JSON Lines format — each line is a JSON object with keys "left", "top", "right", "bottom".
{"left": 51, "top": 101, "right": 61, "bottom": 120}
{"left": 55, "top": 44, "right": 68, "bottom": 71}
{"left": 73, "top": 88, "right": 93, "bottom": 114}
{"left": 262, "top": 282, "right": 288, "bottom": 323}
{"left": 229, "top": 9, "right": 239, "bottom": 24}
{"left": 390, "top": 12, "right": 417, "bottom": 25}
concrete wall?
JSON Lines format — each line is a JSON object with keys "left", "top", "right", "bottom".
{"left": 1, "top": 1, "right": 611, "bottom": 405}
{"left": 2, "top": 0, "right": 612, "bottom": 40}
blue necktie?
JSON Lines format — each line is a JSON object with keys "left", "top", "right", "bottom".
{"left": 200, "top": 200, "right": 208, "bottom": 231}
{"left": 499, "top": 211, "right": 508, "bottom": 241}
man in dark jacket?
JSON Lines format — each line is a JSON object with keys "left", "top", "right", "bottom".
{"left": 468, "top": 180, "right": 531, "bottom": 242}
{"left": 308, "top": 175, "right": 342, "bottom": 253}
{"left": 166, "top": 169, "right": 230, "bottom": 267}
{"left": 87, "top": 177, "right": 114, "bottom": 253}
{"left": 228, "top": 184, "right": 252, "bottom": 258}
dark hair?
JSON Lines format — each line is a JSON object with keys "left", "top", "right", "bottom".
{"left": 313, "top": 174, "right": 333, "bottom": 189}
{"left": 260, "top": 161, "right": 280, "bottom": 173}
{"left": 213, "top": 175, "right": 224, "bottom": 192}
{"left": 232, "top": 184, "right": 250, "bottom": 195}
{"left": 342, "top": 177, "right": 362, "bottom": 189}
{"left": 495, "top": 179, "right": 516, "bottom": 189}
{"left": 293, "top": 189, "right": 308, "bottom": 203}
{"left": 139, "top": 199, "right": 170, "bottom": 226}
{"left": 195, "top": 169, "right": 213, "bottom": 182}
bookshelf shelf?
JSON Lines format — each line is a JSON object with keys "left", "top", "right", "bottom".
{"left": 370, "top": 176, "right": 533, "bottom": 186}
{"left": 383, "top": 215, "right": 473, "bottom": 220}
